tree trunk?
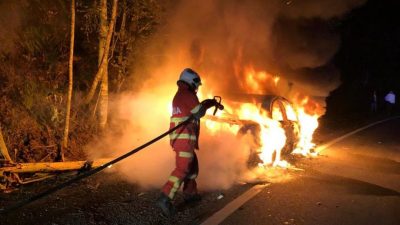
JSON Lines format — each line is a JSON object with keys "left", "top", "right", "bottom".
{"left": 0, "top": 126, "right": 12, "bottom": 162}
{"left": 99, "top": 0, "right": 118, "bottom": 128}
{"left": 99, "top": 68, "right": 108, "bottom": 128}
{"left": 84, "top": 0, "right": 118, "bottom": 111}
{"left": 116, "top": 0, "right": 127, "bottom": 93}
{"left": 98, "top": 0, "right": 108, "bottom": 66}
{"left": 98, "top": 0, "right": 108, "bottom": 128}
{"left": 62, "top": 0, "right": 76, "bottom": 160}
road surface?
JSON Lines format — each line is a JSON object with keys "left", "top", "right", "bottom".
{"left": 218, "top": 117, "right": 400, "bottom": 225}
{"left": 1, "top": 117, "right": 399, "bottom": 225}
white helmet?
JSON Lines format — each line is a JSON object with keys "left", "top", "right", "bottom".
{"left": 178, "top": 68, "right": 202, "bottom": 90}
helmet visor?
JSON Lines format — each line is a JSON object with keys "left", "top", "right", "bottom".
{"left": 193, "top": 77, "right": 202, "bottom": 86}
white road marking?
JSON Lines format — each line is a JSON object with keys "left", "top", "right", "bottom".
{"left": 201, "top": 116, "right": 400, "bottom": 225}
{"left": 316, "top": 116, "right": 400, "bottom": 153}
{"left": 201, "top": 183, "right": 270, "bottom": 225}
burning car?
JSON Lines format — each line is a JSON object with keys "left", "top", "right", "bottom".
{"left": 204, "top": 93, "right": 309, "bottom": 167}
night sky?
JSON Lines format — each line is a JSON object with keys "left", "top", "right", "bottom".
{"left": 328, "top": 0, "right": 400, "bottom": 117}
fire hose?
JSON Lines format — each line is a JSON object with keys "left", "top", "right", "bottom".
{"left": 0, "top": 97, "right": 224, "bottom": 214}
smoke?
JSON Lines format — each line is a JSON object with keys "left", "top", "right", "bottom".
{"left": 87, "top": 0, "right": 367, "bottom": 190}
{"left": 86, "top": 90, "right": 251, "bottom": 190}
{"left": 142, "top": 0, "right": 366, "bottom": 98}
{"left": 281, "top": 0, "right": 367, "bottom": 19}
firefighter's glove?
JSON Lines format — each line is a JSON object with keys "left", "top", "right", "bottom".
{"left": 201, "top": 99, "right": 219, "bottom": 110}
{"left": 192, "top": 99, "right": 218, "bottom": 120}
{"left": 204, "top": 99, "right": 224, "bottom": 111}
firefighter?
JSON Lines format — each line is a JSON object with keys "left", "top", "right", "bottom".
{"left": 156, "top": 68, "right": 222, "bottom": 217}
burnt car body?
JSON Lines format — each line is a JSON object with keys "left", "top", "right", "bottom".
{"left": 205, "top": 94, "right": 300, "bottom": 165}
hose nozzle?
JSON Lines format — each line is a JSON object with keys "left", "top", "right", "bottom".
{"left": 213, "top": 96, "right": 224, "bottom": 115}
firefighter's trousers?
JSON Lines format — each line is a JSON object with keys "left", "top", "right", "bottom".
{"left": 161, "top": 150, "right": 199, "bottom": 200}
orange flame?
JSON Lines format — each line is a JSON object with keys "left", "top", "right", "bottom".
{"left": 239, "top": 66, "right": 280, "bottom": 94}
{"left": 203, "top": 66, "right": 322, "bottom": 169}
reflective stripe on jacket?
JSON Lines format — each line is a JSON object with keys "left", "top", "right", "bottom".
{"left": 170, "top": 82, "right": 201, "bottom": 150}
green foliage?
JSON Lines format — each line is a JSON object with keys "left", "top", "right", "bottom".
{"left": 20, "top": 79, "right": 64, "bottom": 128}
{"left": 19, "top": 26, "right": 55, "bottom": 57}
{"left": 0, "top": 0, "right": 164, "bottom": 159}
{"left": 79, "top": 1, "right": 100, "bottom": 41}
{"left": 17, "top": 0, "right": 69, "bottom": 62}
{"left": 108, "top": 0, "right": 162, "bottom": 92}
{"left": 21, "top": 80, "right": 37, "bottom": 111}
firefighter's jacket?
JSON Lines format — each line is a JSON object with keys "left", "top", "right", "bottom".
{"left": 170, "top": 82, "right": 201, "bottom": 151}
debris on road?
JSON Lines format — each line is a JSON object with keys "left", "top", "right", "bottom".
{"left": 217, "top": 193, "right": 224, "bottom": 200}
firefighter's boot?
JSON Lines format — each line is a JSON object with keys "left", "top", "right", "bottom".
{"left": 156, "top": 193, "right": 175, "bottom": 217}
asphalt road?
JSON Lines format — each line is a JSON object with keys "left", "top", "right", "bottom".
{"left": 219, "top": 117, "right": 400, "bottom": 225}
{"left": 1, "top": 117, "right": 399, "bottom": 225}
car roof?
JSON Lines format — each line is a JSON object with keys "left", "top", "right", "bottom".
{"left": 222, "top": 93, "right": 291, "bottom": 112}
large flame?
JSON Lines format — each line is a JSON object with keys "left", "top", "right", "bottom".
{"left": 202, "top": 66, "right": 322, "bottom": 168}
